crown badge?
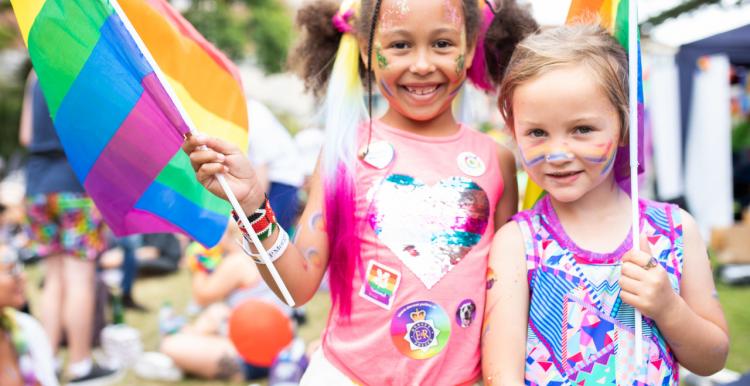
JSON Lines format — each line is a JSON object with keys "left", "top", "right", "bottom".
{"left": 410, "top": 309, "right": 426, "bottom": 322}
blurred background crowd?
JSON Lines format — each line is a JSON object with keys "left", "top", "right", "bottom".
{"left": 0, "top": 0, "right": 748, "bottom": 385}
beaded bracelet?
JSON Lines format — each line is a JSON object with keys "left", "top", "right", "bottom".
{"left": 232, "top": 195, "right": 277, "bottom": 242}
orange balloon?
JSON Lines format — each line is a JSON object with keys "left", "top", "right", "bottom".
{"left": 228, "top": 299, "right": 294, "bottom": 367}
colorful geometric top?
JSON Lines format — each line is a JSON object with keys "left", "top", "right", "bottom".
{"left": 322, "top": 120, "right": 504, "bottom": 385}
{"left": 513, "top": 196, "right": 683, "bottom": 385}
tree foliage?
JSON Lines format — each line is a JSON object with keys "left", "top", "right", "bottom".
{"left": 641, "top": 0, "right": 750, "bottom": 32}
{"left": 183, "top": 0, "right": 292, "bottom": 74}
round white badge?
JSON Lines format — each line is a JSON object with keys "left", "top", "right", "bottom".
{"left": 360, "top": 141, "right": 395, "bottom": 169}
{"left": 457, "top": 152, "right": 486, "bottom": 177}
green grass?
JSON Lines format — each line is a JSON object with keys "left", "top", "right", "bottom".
{"left": 717, "top": 282, "right": 750, "bottom": 373}
{"left": 25, "top": 265, "right": 330, "bottom": 385}
{"left": 24, "top": 264, "right": 749, "bottom": 384}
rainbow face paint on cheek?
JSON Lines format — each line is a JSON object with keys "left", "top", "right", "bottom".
{"left": 580, "top": 141, "right": 613, "bottom": 163}
{"left": 577, "top": 141, "right": 616, "bottom": 175}
{"left": 599, "top": 144, "right": 617, "bottom": 175}
{"left": 518, "top": 144, "right": 548, "bottom": 167}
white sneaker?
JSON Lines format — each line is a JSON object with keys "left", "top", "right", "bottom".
{"left": 133, "top": 352, "right": 183, "bottom": 382}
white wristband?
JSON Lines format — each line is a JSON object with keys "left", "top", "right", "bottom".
{"left": 239, "top": 227, "right": 290, "bottom": 265}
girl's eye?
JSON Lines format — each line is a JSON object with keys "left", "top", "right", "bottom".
{"left": 574, "top": 125, "right": 594, "bottom": 134}
{"left": 391, "top": 41, "right": 410, "bottom": 50}
{"left": 434, "top": 40, "right": 452, "bottom": 49}
{"left": 528, "top": 128, "right": 546, "bottom": 138}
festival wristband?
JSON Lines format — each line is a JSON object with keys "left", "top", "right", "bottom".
{"left": 239, "top": 227, "right": 290, "bottom": 265}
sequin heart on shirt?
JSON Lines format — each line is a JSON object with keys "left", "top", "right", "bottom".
{"left": 367, "top": 174, "right": 490, "bottom": 289}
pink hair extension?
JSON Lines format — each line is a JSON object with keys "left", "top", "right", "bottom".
{"left": 467, "top": 5, "right": 495, "bottom": 91}
{"left": 324, "top": 162, "right": 362, "bottom": 319}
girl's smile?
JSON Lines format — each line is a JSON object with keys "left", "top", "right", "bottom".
{"left": 367, "top": 0, "right": 475, "bottom": 135}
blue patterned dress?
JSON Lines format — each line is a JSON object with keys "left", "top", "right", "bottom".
{"left": 513, "top": 196, "right": 683, "bottom": 385}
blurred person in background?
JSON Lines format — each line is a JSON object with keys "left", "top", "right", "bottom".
{"left": 246, "top": 99, "right": 305, "bottom": 231}
{"left": 135, "top": 226, "right": 291, "bottom": 382}
{"left": 19, "top": 70, "right": 119, "bottom": 385}
{"left": 0, "top": 244, "right": 58, "bottom": 386}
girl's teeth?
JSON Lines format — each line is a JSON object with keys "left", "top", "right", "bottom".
{"left": 407, "top": 86, "right": 437, "bottom": 95}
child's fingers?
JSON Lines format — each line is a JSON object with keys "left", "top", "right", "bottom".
{"left": 189, "top": 149, "right": 225, "bottom": 171}
{"left": 621, "top": 249, "right": 651, "bottom": 268}
{"left": 182, "top": 133, "right": 208, "bottom": 153}
{"left": 621, "top": 235, "right": 652, "bottom": 266}
{"left": 620, "top": 260, "right": 646, "bottom": 280}
{"left": 619, "top": 289, "right": 642, "bottom": 310}
{"left": 196, "top": 162, "right": 226, "bottom": 181}
{"left": 618, "top": 274, "right": 641, "bottom": 294}
{"left": 203, "top": 136, "right": 242, "bottom": 156}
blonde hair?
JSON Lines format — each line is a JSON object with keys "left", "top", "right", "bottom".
{"left": 499, "top": 24, "right": 629, "bottom": 139}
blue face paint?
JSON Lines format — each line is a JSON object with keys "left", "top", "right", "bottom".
{"left": 544, "top": 152, "right": 575, "bottom": 163}
{"left": 380, "top": 79, "right": 394, "bottom": 97}
{"left": 519, "top": 147, "right": 545, "bottom": 167}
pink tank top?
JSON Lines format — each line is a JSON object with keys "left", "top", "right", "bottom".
{"left": 322, "top": 120, "right": 504, "bottom": 385}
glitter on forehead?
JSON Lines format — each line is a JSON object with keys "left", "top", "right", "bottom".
{"left": 396, "top": 0, "right": 409, "bottom": 14}
{"left": 379, "top": 0, "right": 409, "bottom": 31}
{"left": 443, "top": 0, "right": 462, "bottom": 28}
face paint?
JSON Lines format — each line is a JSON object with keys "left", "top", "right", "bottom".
{"left": 455, "top": 54, "right": 465, "bottom": 76}
{"left": 442, "top": 0, "right": 462, "bottom": 28}
{"left": 305, "top": 247, "right": 323, "bottom": 268}
{"left": 595, "top": 142, "right": 617, "bottom": 175}
{"left": 395, "top": 0, "right": 409, "bottom": 14}
{"left": 380, "top": 79, "right": 394, "bottom": 97}
{"left": 580, "top": 141, "right": 614, "bottom": 163}
{"left": 449, "top": 79, "right": 465, "bottom": 97}
{"left": 379, "top": 0, "right": 409, "bottom": 31}
{"left": 518, "top": 144, "right": 548, "bottom": 167}
{"left": 308, "top": 212, "right": 324, "bottom": 233}
{"left": 544, "top": 151, "right": 575, "bottom": 163}
{"left": 376, "top": 42, "right": 388, "bottom": 69}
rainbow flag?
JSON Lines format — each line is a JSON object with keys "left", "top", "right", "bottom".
{"left": 12, "top": 0, "right": 249, "bottom": 247}
{"left": 522, "top": 0, "right": 644, "bottom": 209}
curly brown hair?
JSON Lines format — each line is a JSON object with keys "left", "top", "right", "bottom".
{"left": 287, "top": 0, "right": 534, "bottom": 98}
{"left": 484, "top": 0, "right": 539, "bottom": 86}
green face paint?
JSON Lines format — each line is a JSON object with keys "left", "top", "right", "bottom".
{"left": 376, "top": 43, "right": 388, "bottom": 69}
{"left": 455, "top": 54, "right": 465, "bottom": 76}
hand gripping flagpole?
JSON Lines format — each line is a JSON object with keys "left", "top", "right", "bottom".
{"left": 628, "top": 0, "right": 643, "bottom": 370}
{"left": 110, "top": 0, "right": 295, "bottom": 307}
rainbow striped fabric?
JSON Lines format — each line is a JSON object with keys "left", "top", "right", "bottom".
{"left": 523, "top": 0, "right": 644, "bottom": 209}
{"left": 12, "top": 0, "right": 249, "bottom": 247}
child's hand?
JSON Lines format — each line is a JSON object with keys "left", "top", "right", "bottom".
{"left": 619, "top": 237, "right": 679, "bottom": 323}
{"left": 183, "top": 134, "right": 265, "bottom": 213}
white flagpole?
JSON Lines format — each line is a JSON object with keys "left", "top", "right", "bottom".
{"left": 628, "top": 0, "right": 643, "bottom": 369}
{"left": 109, "top": 0, "right": 295, "bottom": 307}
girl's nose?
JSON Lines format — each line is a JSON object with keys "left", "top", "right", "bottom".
{"left": 545, "top": 149, "right": 575, "bottom": 165}
{"left": 409, "top": 49, "right": 436, "bottom": 75}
